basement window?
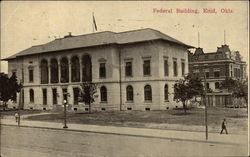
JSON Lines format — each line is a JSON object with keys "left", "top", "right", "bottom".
{"left": 127, "top": 107, "right": 132, "bottom": 110}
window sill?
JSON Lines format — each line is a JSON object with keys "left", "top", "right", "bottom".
{"left": 165, "top": 100, "right": 169, "bottom": 102}
{"left": 51, "top": 82, "right": 59, "bottom": 84}
{"left": 143, "top": 75, "right": 151, "bottom": 77}
{"left": 99, "top": 77, "right": 106, "bottom": 79}
{"left": 125, "top": 75, "right": 133, "bottom": 78}
{"left": 144, "top": 100, "right": 152, "bottom": 103}
{"left": 100, "top": 101, "right": 108, "bottom": 104}
{"left": 126, "top": 101, "right": 134, "bottom": 103}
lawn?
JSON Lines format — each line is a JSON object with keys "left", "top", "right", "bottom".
{"left": 0, "top": 109, "right": 43, "bottom": 117}
{"left": 24, "top": 107, "right": 248, "bottom": 134}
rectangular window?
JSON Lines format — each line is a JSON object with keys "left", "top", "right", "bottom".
{"left": 214, "top": 71, "right": 220, "bottom": 78}
{"left": 206, "top": 83, "right": 209, "bottom": 89}
{"left": 164, "top": 60, "right": 169, "bottom": 76}
{"left": 52, "top": 88, "right": 57, "bottom": 105}
{"left": 125, "top": 61, "right": 132, "bottom": 77}
{"left": 205, "top": 72, "right": 209, "bottom": 78}
{"left": 99, "top": 63, "right": 106, "bottom": 78}
{"left": 62, "top": 88, "right": 68, "bottom": 104}
{"left": 42, "top": 88, "right": 47, "bottom": 105}
{"left": 181, "top": 62, "right": 185, "bottom": 76}
{"left": 143, "top": 60, "right": 151, "bottom": 76}
{"left": 29, "top": 69, "right": 34, "bottom": 82}
{"left": 173, "top": 60, "right": 178, "bottom": 76}
{"left": 73, "top": 88, "right": 79, "bottom": 105}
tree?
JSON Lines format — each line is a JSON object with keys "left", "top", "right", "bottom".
{"left": 219, "top": 77, "right": 237, "bottom": 92}
{"left": 0, "top": 73, "right": 22, "bottom": 110}
{"left": 173, "top": 74, "right": 204, "bottom": 113}
{"left": 220, "top": 78, "right": 248, "bottom": 109}
{"left": 234, "top": 79, "right": 248, "bottom": 105}
{"left": 79, "top": 82, "right": 97, "bottom": 113}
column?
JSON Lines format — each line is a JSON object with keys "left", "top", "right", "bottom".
{"left": 48, "top": 61, "right": 51, "bottom": 84}
{"left": 58, "top": 59, "right": 61, "bottom": 83}
{"left": 80, "top": 56, "right": 83, "bottom": 82}
{"left": 68, "top": 86, "right": 73, "bottom": 105}
{"left": 68, "top": 56, "right": 72, "bottom": 83}
{"left": 58, "top": 87, "right": 63, "bottom": 105}
{"left": 39, "top": 64, "right": 42, "bottom": 84}
{"left": 47, "top": 87, "right": 53, "bottom": 109}
{"left": 213, "top": 95, "right": 216, "bottom": 107}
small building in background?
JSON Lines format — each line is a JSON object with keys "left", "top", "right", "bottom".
{"left": 188, "top": 44, "right": 247, "bottom": 107}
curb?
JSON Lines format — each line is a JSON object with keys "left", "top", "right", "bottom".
{"left": 1, "top": 123, "right": 243, "bottom": 146}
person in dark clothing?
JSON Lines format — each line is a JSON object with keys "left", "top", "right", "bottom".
{"left": 220, "top": 119, "right": 228, "bottom": 134}
{"left": 14, "top": 112, "right": 19, "bottom": 123}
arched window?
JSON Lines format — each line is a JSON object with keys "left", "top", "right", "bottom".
{"left": 82, "top": 55, "right": 92, "bottom": 82}
{"left": 60, "top": 57, "right": 69, "bottom": 83}
{"left": 215, "top": 82, "right": 220, "bottom": 89}
{"left": 41, "top": 59, "right": 48, "bottom": 84}
{"left": 29, "top": 89, "right": 34, "bottom": 103}
{"left": 126, "top": 85, "right": 133, "bottom": 101}
{"left": 164, "top": 84, "right": 169, "bottom": 101}
{"left": 144, "top": 85, "right": 152, "bottom": 101}
{"left": 50, "top": 59, "right": 58, "bottom": 83}
{"left": 71, "top": 56, "right": 80, "bottom": 82}
{"left": 100, "top": 86, "right": 107, "bottom": 102}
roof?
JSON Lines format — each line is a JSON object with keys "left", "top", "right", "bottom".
{"left": 188, "top": 45, "right": 245, "bottom": 63}
{"left": 193, "top": 47, "right": 204, "bottom": 55}
{"left": 4, "top": 28, "right": 194, "bottom": 60}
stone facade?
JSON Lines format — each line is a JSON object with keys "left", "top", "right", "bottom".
{"left": 5, "top": 28, "right": 192, "bottom": 111}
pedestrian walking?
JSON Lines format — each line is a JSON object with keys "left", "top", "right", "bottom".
{"left": 14, "top": 112, "right": 19, "bottom": 123}
{"left": 220, "top": 118, "right": 228, "bottom": 134}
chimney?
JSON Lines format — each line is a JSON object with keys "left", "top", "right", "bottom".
{"left": 64, "top": 32, "right": 73, "bottom": 38}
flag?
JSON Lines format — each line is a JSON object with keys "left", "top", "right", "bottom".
{"left": 93, "top": 13, "right": 97, "bottom": 31}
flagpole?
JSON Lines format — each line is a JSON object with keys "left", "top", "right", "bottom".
{"left": 92, "top": 12, "right": 94, "bottom": 33}
{"left": 92, "top": 12, "right": 97, "bottom": 33}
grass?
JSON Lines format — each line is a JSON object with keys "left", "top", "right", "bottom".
{"left": 0, "top": 109, "right": 43, "bottom": 117}
{"left": 22, "top": 107, "right": 248, "bottom": 134}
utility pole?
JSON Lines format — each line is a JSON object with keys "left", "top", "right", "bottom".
{"left": 18, "top": 78, "right": 23, "bottom": 126}
{"left": 204, "top": 70, "right": 208, "bottom": 140}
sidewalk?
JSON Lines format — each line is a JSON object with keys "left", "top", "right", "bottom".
{"left": 0, "top": 117, "right": 247, "bottom": 146}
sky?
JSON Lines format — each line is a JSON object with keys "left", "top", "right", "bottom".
{"left": 0, "top": 1, "right": 249, "bottom": 73}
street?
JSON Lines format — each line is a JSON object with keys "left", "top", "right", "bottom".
{"left": 0, "top": 125, "right": 247, "bottom": 157}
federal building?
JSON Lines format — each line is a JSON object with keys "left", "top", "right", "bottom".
{"left": 4, "top": 28, "right": 193, "bottom": 111}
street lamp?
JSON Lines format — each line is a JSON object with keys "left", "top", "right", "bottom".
{"left": 63, "top": 99, "right": 68, "bottom": 128}
{"left": 62, "top": 88, "right": 70, "bottom": 129}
